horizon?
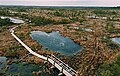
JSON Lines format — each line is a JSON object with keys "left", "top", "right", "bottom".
{"left": 0, "top": 0, "right": 119, "bottom": 7}
{"left": 0, "top": 5, "right": 119, "bottom": 8}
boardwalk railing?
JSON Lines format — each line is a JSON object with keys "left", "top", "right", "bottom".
{"left": 48, "top": 55, "right": 77, "bottom": 76}
{"left": 10, "top": 25, "right": 78, "bottom": 76}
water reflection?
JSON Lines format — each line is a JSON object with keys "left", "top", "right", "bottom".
{"left": 0, "top": 16, "right": 24, "bottom": 23}
{"left": 5, "top": 62, "right": 59, "bottom": 76}
{"left": 0, "top": 57, "right": 7, "bottom": 73}
{"left": 112, "top": 38, "right": 120, "bottom": 44}
{"left": 30, "top": 31, "right": 82, "bottom": 55}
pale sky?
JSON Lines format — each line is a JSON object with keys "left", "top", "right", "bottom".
{"left": 0, "top": 0, "right": 119, "bottom": 7}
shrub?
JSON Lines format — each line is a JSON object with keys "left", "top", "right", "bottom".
{"left": 53, "top": 11, "right": 63, "bottom": 16}
{"left": 31, "top": 16, "right": 55, "bottom": 25}
{"left": 0, "top": 18, "right": 13, "bottom": 26}
{"left": 107, "top": 43, "right": 119, "bottom": 49}
{"left": 105, "top": 22, "right": 115, "bottom": 33}
{"left": 97, "top": 55, "right": 120, "bottom": 76}
{"left": 6, "top": 50, "right": 18, "bottom": 58}
{"left": 55, "top": 19, "right": 71, "bottom": 24}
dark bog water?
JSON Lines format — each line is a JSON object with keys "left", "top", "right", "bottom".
{"left": 0, "top": 57, "right": 7, "bottom": 68}
{"left": 30, "top": 31, "right": 82, "bottom": 55}
{"left": 112, "top": 38, "right": 120, "bottom": 44}
{"left": 5, "top": 62, "right": 59, "bottom": 76}
{"left": 0, "top": 57, "right": 58, "bottom": 76}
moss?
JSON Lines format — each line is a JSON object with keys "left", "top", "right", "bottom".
{"left": 6, "top": 50, "right": 18, "bottom": 58}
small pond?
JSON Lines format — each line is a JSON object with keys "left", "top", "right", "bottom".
{"left": 0, "top": 57, "right": 58, "bottom": 76}
{"left": 30, "top": 31, "right": 82, "bottom": 55}
{"left": 0, "top": 57, "right": 7, "bottom": 70}
{"left": 0, "top": 57, "right": 7, "bottom": 74}
{"left": 81, "top": 28, "right": 93, "bottom": 32}
{"left": 5, "top": 62, "right": 59, "bottom": 76}
{"left": 112, "top": 38, "right": 120, "bottom": 44}
{"left": 0, "top": 16, "right": 24, "bottom": 23}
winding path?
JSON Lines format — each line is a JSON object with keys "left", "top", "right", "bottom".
{"left": 10, "top": 24, "right": 78, "bottom": 76}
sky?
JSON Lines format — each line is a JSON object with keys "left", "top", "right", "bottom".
{"left": 0, "top": 0, "right": 119, "bottom": 7}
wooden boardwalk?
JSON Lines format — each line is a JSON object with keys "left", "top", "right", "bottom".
{"left": 10, "top": 26, "right": 78, "bottom": 76}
